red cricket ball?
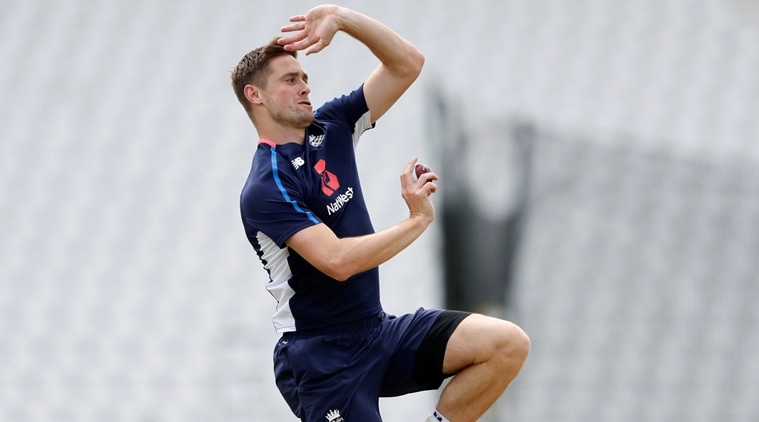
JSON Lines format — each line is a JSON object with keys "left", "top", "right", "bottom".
{"left": 415, "top": 163, "right": 432, "bottom": 180}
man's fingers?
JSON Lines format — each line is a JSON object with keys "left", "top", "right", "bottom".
{"left": 303, "top": 40, "right": 328, "bottom": 55}
{"left": 400, "top": 157, "right": 419, "bottom": 185}
{"left": 278, "top": 32, "right": 313, "bottom": 52}
{"left": 280, "top": 23, "right": 305, "bottom": 33}
{"left": 277, "top": 33, "right": 305, "bottom": 45}
{"left": 423, "top": 182, "right": 437, "bottom": 196}
{"left": 405, "top": 157, "right": 419, "bottom": 173}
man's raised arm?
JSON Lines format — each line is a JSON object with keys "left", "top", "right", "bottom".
{"left": 278, "top": 5, "right": 424, "bottom": 123}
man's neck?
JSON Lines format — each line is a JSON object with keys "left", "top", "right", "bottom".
{"left": 257, "top": 126, "right": 306, "bottom": 145}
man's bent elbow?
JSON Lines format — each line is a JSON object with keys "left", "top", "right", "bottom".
{"left": 325, "top": 257, "right": 379, "bottom": 282}
{"left": 389, "top": 46, "right": 424, "bottom": 81}
{"left": 413, "top": 47, "right": 425, "bottom": 69}
{"left": 321, "top": 258, "right": 359, "bottom": 282}
{"left": 329, "top": 269, "right": 353, "bottom": 282}
{"left": 407, "top": 48, "right": 425, "bottom": 79}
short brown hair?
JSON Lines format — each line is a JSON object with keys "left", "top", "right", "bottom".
{"left": 231, "top": 38, "right": 297, "bottom": 113}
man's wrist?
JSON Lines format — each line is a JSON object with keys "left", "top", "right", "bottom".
{"left": 408, "top": 212, "right": 433, "bottom": 228}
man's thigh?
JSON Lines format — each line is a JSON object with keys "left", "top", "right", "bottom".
{"left": 442, "top": 314, "right": 524, "bottom": 374}
{"left": 380, "top": 308, "right": 456, "bottom": 396}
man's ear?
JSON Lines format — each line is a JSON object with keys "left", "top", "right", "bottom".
{"left": 244, "top": 84, "right": 263, "bottom": 105}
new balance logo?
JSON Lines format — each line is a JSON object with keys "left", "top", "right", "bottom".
{"left": 291, "top": 157, "right": 305, "bottom": 170}
{"left": 325, "top": 409, "right": 344, "bottom": 422}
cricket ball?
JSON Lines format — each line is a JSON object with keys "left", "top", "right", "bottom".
{"left": 415, "top": 163, "right": 432, "bottom": 180}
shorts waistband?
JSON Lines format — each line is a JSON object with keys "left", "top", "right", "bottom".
{"left": 281, "top": 312, "right": 385, "bottom": 339}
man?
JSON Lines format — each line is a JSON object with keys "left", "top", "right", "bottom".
{"left": 231, "top": 5, "right": 529, "bottom": 422}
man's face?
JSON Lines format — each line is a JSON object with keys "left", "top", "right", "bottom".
{"left": 260, "top": 55, "right": 314, "bottom": 129}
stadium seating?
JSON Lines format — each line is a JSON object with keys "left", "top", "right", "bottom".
{"left": 1, "top": 1, "right": 757, "bottom": 420}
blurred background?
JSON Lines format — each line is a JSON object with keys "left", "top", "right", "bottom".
{"left": 1, "top": 0, "right": 758, "bottom": 421}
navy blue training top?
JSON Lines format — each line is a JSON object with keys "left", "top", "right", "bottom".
{"left": 240, "top": 86, "right": 382, "bottom": 333}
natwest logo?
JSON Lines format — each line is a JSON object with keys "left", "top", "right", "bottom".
{"left": 326, "top": 187, "right": 353, "bottom": 215}
{"left": 313, "top": 158, "right": 340, "bottom": 196}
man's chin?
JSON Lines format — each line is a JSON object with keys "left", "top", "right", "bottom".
{"left": 274, "top": 112, "right": 314, "bottom": 129}
{"left": 300, "top": 115, "right": 315, "bottom": 127}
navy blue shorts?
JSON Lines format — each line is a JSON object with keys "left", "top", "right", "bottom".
{"left": 273, "top": 307, "right": 470, "bottom": 422}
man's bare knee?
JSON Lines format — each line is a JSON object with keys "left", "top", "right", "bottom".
{"left": 468, "top": 317, "right": 530, "bottom": 362}
{"left": 495, "top": 321, "right": 530, "bottom": 368}
{"left": 436, "top": 317, "right": 530, "bottom": 421}
{"left": 443, "top": 315, "right": 530, "bottom": 374}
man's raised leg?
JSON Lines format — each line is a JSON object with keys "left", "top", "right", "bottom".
{"left": 434, "top": 314, "right": 530, "bottom": 421}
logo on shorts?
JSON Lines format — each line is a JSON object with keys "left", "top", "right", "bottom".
{"left": 325, "top": 409, "right": 344, "bottom": 422}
